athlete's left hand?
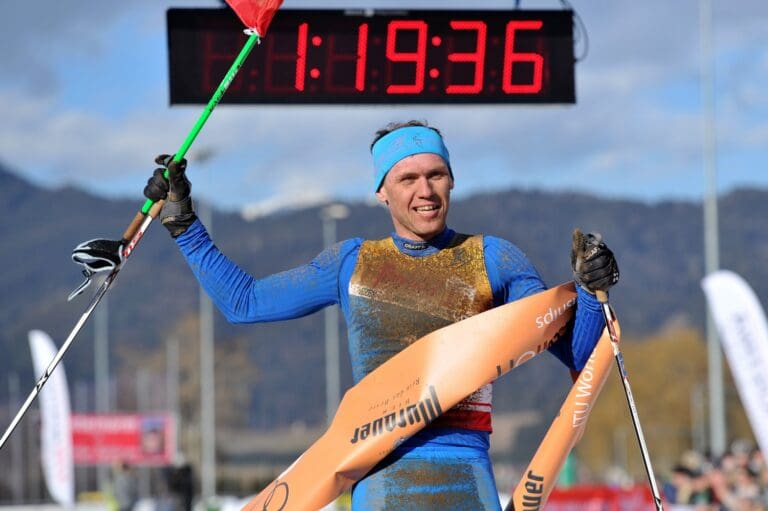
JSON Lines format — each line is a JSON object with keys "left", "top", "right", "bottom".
{"left": 571, "top": 231, "right": 619, "bottom": 294}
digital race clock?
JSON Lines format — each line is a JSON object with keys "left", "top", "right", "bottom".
{"left": 167, "top": 8, "right": 575, "bottom": 105}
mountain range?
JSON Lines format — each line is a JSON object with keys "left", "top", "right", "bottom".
{"left": 1, "top": 162, "right": 766, "bottom": 435}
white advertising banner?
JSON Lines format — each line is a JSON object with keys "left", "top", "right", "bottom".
{"left": 702, "top": 270, "right": 768, "bottom": 455}
{"left": 28, "top": 329, "right": 75, "bottom": 507}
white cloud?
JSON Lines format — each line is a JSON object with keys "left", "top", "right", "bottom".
{"left": 240, "top": 190, "right": 330, "bottom": 220}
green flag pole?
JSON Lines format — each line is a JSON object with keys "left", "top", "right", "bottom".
{"left": 141, "top": 31, "right": 259, "bottom": 214}
{"left": 121, "top": 31, "right": 260, "bottom": 241}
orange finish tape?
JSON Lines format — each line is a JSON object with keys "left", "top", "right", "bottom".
{"left": 243, "top": 283, "right": 581, "bottom": 511}
{"left": 507, "top": 323, "right": 617, "bottom": 511}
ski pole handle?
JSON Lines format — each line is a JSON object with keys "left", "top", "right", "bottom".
{"left": 122, "top": 210, "right": 150, "bottom": 242}
{"left": 121, "top": 200, "right": 165, "bottom": 242}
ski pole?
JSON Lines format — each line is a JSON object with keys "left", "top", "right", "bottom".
{"left": 0, "top": 32, "right": 260, "bottom": 452}
{"left": 596, "top": 289, "right": 664, "bottom": 510}
{"left": 0, "top": 203, "right": 163, "bottom": 451}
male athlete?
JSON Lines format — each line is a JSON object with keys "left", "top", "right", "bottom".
{"left": 75, "top": 120, "right": 619, "bottom": 509}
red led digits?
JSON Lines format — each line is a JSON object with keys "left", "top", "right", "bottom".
{"left": 262, "top": 23, "right": 308, "bottom": 93}
{"left": 356, "top": 23, "right": 369, "bottom": 92}
{"left": 295, "top": 22, "right": 308, "bottom": 91}
{"left": 503, "top": 20, "right": 544, "bottom": 94}
{"left": 323, "top": 23, "right": 369, "bottom": 93}
{"left": 446, "top": 21, "right": 487, "bottom": 95}
{"left": 385, "top": 20, "right": 428, "bottom": 94}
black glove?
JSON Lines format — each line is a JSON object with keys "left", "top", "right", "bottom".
{"left": 143, "top": 167, "right": 169, "bottom": 203}
{"left": 144, "top": 154, "right": 197, "bottom": 238}
{"left": 69, "top": 238, "right": 124, "bottom": 300}
{"left": 72, "top": 238, "right": 123, "bottom": 272}
{"left": 571, "top": 229, "right": 619, "bottom": 295}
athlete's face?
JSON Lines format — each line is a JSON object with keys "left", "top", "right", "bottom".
{"left": 376, "top": 153, "right": 453, "bottom": 242}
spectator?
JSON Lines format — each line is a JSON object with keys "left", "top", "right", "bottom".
{"left": 663, "top": 439, "right": 768, "bottom": 511}
{"left": 112, "top": 461, "right": 138, "bottom": 511}
{"left": 163, "top": 460, "right": 195, "bottom": 511}
{"left": 664, "top": 465, "right": 696, "bottom": 505}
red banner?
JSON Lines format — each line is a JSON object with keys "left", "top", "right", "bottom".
{"left": 545, "top": 485, "right": 658, "bottom": 510}
{"left": 71, "top": 413, "right": 176, "bottom": 466}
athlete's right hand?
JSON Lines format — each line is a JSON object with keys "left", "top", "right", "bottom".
{"left": 143, "top": 154, "right": 190, "bottom": 202}
{"left": 143, "top": 154, "right": 197, "bottom": 238}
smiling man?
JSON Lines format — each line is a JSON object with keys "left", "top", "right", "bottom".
{"left": 128, "top": 120, "right": 619, "bottom": 509}
{"left": 372, "top": 126, "right": 454, "bottom": 241}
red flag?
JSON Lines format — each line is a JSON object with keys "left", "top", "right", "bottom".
{"left": 225, "top": 0, "right": 284, "bottom": 36}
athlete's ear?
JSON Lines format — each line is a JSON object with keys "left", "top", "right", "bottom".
{"left": 375, "top": 187, "right": 389, "bottom": 206}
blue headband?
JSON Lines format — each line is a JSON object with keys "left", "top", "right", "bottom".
{"left": 371, "top": 126, "right": 451, "bottom": 192}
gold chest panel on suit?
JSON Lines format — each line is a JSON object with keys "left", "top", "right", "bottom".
{"left": 348, "top": 233, "right": 495, "bottom": 377}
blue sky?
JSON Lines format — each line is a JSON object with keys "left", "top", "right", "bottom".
{"left": 1, "top": 0, "right": 766, "bottom": 217}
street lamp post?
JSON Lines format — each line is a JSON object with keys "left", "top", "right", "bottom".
{"left": 700, "top": 0, "right": 726, "bottom": 458}
{"left": 195, "top": 149, "right": 217, "bottom": 502}
{"left": 199, "top": 197, "right": 216, "bottom": 502}
{"left": 320, "top": 204, "right": 349, "bottom": 426}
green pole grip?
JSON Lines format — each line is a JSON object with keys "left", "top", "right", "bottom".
{"left": 141, "top": 32, "right": 260, "bottom": 215}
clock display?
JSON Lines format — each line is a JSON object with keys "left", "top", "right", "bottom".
{"left": 167, "top": 8, "right": 575, "bottom": 104}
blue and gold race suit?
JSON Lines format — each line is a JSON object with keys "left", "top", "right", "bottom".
{"left": 176, "top": 219, "right": 604, "bottom": 510}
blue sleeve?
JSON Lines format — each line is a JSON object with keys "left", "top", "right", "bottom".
{"left": 175, "top": 219, "right": 362, "bottom": 324}
{"left": 484, "top": 236, "right": 605, "bottom": 371}
{"left": 549, "top": 287, "right": 605, "bottom": 370}
{"left": 483, "top": 236, "right": 546, "bottom": 305}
